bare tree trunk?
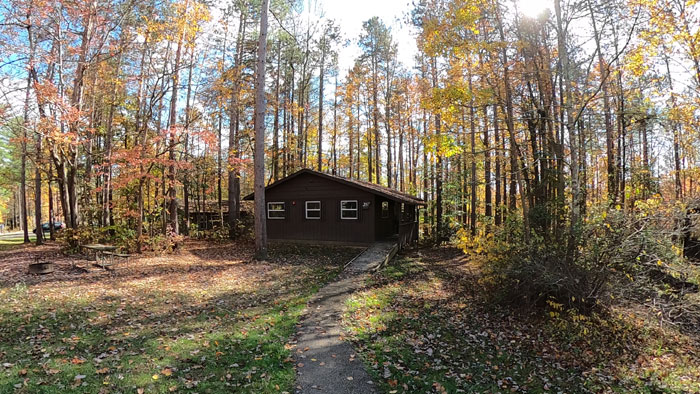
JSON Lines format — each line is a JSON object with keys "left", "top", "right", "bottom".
{"left": 555, "top": 0, "right": 580, "bottom": 252}
{"left": 372, "top": 57, "right": 380, "bottom": 184}
{"left": 469, "top": 76, "right": 477, "bottom": 236}
{"left": 102, "top": 49, "right": 123, "bottom": 228}
{"left": 399, "top": 99, "right": 404, "bottom": 192}
{"left": 24, "top": 16, "right": 39, "bottom": 244}
{"left": 496, "top": 5, "right": 530, "bottom": 240}
{"left": 494, "top": 105, "right": 502, "bottom": 226}
{"left": 48, "top": 164, "right": 55, "bottom": 241}
{"left": 317, "top": 44, "right": 325, "bottom": 172}
{"left": 135, "top": 30, "right": 149, "bottom": 252}
{"left": 664, "top": 55, "right": 683, "bottom": 200}
{"left": 228, "top": 10, "right": 246, "bottom": 238}
{"left": 431, "top": 57, "right": 443, "bottom": 242}
{"left": 167, "top": 0, "right": 189, "bottom": 236}
{"left": 182, "top": 46, "right": 195, "bottom": 236}
{"left": 254, "top": 0, "right": 270, "bottom": 259}
{"left": 588, "top": 0, "right": 617, "bottom": 205}
{"left": 332, "top": 73, "right": 338, "bottom": 175}
{"left": 34, "top": 129, "right": 43, "bottom": 245}
{"left": 21, "top": 58, "right": 31, "bottom": 243}
{"left": 273, "top": 38, "right": 281, "bottom": 180}
{"left": 483, "top": 104, "right": 492, "bottom": 227}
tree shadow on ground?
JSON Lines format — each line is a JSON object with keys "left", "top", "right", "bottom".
{"left": 345, "top": 246, "right": 695, "bottom": 393}
{"left": 0, "top": 242, "right": 359, "bottom": 393}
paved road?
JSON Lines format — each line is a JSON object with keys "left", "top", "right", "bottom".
{"left": 0, "top": 231, "right": 35, "bottom": 242}
{"left": 294, "top": 241, "right": 397, "bottom": 394}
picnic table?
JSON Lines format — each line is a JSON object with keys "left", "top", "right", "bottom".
{"left": 82, "top": 244, "right": 126, "bottom": 268}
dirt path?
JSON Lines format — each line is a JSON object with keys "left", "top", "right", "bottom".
{"left": 293, "top": 241, "right": 397, "bottom": 394}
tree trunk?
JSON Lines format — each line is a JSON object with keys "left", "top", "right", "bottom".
{"left": 183, "top": 46, "right": 195, "bottom": 236}
{"left": 431, "top": 57, "right": 443, "bottom": 243}
{"left": 273, "top": 38, "right": 281, "bottom": 181}
{"left": 664, "top": 55, "right": 683, "bottom": 200}
{"left": 469, "top": 76, "right": 477, "bottom": 236}
{"left": 494, "top": 105, "right": 502, "bottom": 226}
{"left": 332, "top": 74, "right": 338, "bottom": 175}
{"left": 254, "top": 0, "right": 270, "bottom": 259}
{"left": 555, "top": 0, "right": 580, "bottom": 253}
{"left": 167, "top": 0, "right": 189, "bottom": 236}
{"left": 483, "top": 104, "right": 492, "bottom": 227}
{"left": 228, "top": 10, "right": 246, "bottom": 238}
{"left": 588, "top": 0, "right": 617, "bottom": 205}
{"left": 48, "top": 165, "right": 55, "bottom": 241}
{"left": 317, "top": 46, "right": 325, "bottom": 172}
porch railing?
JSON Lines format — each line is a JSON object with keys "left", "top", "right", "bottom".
{"left": 398, "top": 221, "right": 418, "bottom": 249}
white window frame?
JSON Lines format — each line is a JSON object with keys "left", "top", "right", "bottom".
{"left": 340, "top": 200, "right": 359, "bottom": 220}
{"left": 267, "top": 202, "right": 285, "bottom": 219}
{"left": 305, "top": 201, "right": 321, "bottom": 220}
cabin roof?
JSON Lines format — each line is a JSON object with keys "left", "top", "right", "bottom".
{"left": 243, "top": 169, "right": 426, "bottom": 206}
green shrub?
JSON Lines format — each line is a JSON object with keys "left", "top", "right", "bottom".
{"left": 58, "top": 225, "right": 137, "bottom": 254}
{"left": 459, "top": 197, "right": 689, "bottom": 313}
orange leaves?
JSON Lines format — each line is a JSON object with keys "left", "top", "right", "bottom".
{"left": 227, "top": 156, "right": 251, "bottom": 172}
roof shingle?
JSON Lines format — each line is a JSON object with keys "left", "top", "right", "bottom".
{"left": 243, "top": 169, "right": 426, "bottom": 205}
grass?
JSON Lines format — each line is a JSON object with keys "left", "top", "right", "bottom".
{"left": 0, "top": 241, "right": 359, "bottom": 393}
{"left": 343, "top": 247, "right": 700, "bottom": 393}
{"left": 0, "top": 233, "right": 36, "bottom": 251}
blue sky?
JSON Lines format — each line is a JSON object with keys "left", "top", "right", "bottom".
{"left": 311, "top": 0, "right": 418, "bottom": 74}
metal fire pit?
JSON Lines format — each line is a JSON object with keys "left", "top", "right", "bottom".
{"left": 28, "top": 262, "right": 55, "bottom": 275}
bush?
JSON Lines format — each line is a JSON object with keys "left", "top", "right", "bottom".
{"left": 58, "top": 225, "right": 173, "bottom": 254}
{"left": 458, "top": 197, "right": 690, "bottom": 313}
{"left": 58, "top": 225, "right": 137, "bottom": 254}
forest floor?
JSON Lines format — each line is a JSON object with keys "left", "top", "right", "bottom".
{"left": 0, "top": 240, "right": 360, "bottom": 393}
{"left": 343, "top": 247, "right": 700, "bottom": 394}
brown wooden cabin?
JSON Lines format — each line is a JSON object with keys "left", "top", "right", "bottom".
{"left": 243, "top": 169, "right": 425, "bottom": 247}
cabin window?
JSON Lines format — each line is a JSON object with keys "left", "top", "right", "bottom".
{"left": 340, "top": 200, "right": 358, "bottom": 220}
{"left": 381, "top": 201, "right": 390, "bottom": 218}
{"left": 305, "top": 201, "right": 321, "bottom": 219}
{"left": 267, "top": 202, "right": 285, "bottom": 219}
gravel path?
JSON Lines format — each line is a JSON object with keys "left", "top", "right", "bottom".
{"left": 293, "top": 241, "right": 397, "bottom": 394}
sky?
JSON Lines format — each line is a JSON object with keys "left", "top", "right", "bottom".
{"left": 313, "top": 0, "right": 554, "bottom": 76}
{"left": 310, "top": 0, "right": 418, "bottom": 75}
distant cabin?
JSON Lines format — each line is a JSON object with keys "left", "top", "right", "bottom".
{"left": 244, "top": 169, "right": 425, "bottom": 246}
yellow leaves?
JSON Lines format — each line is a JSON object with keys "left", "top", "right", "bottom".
{"left": 161, "top": 368, "right": 173, "bottom": 377}
{"left": 152, "top": 374, "right": 159, "bottom": 380}
{"left": 546, "top": 299, "right": 563, "bottom": 311}
{"left": 423, "top": 134, "right": 462, "bottom": 159}
{"left": 456, "top": 228, "right": 495, "bottom": 256}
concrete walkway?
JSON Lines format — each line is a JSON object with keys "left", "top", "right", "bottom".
{"left": 293, "top": 241, "right": 397, "bottom": 394}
